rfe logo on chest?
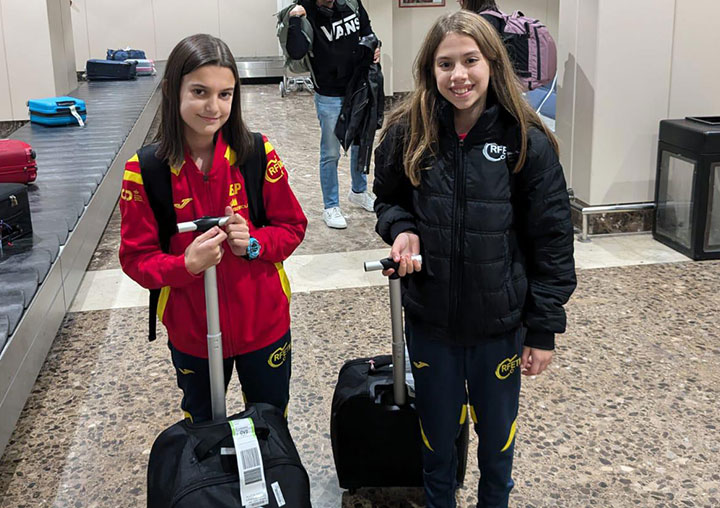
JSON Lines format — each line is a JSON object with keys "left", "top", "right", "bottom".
{"left": 320, "top": 14, "right": 360, "bottom": 42}
{"left": 483, "top": 143, "right": 507, "bottom": 162}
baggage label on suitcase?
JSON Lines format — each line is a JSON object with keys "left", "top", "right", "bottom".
{"left": 230, "top": 418, "right": 269, "bottom": 507}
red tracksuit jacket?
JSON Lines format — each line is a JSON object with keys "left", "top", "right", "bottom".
{"left": 119, "top": 133, "right": 307, "bottom": 358}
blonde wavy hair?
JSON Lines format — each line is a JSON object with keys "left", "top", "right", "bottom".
{"left": 381, "top": 10, "right": 558, "bottom": 186}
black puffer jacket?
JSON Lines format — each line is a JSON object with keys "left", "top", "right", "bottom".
{"left": 373, "top": 99, "right": 576, "bottom": 350}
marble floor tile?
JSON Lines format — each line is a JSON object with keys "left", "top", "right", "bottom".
{"left": 3, "top": 262, "right": 720, "bottom": 507}
{"left": 71, "top": 248, "right": 390, "bottom": 312}
{"left": 71, "top": 233, "right": 691, "bottom": 313}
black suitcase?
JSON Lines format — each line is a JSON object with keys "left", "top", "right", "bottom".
{"left": 0, "top": 183, "right": 32, "bottom": 246}
{"left": 145, "top": 216, "right": 311, "bottom": 508}
{"left": 330, "top": 257, "right": 470, "bottom": 492}
{"left": 148, "top": 403, "right": 310, "bottom": 508}
{"left": 86, "top": 59, "right": 137, "bottom": 80}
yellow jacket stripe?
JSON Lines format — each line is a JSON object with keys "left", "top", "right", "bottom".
{"left": 275, "top": 262, "right": 291, "bottom": 302}
{"left": 157, "top": 286, "right": 171, "bottom": 321}
{"left": 123, "top": 170, "right": 143, "bottom": 185}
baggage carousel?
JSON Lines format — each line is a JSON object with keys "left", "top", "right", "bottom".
{"left": 0, "top": 67, "right": 163, "bottom": 456}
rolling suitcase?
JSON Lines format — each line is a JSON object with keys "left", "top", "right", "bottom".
{"left": 0, "top": 183, "right": 32, "bottom": 246}
{"left": 28, "top": 96, "right": 86, "bottom": 127}
{"left": 146, "top": 216, "right": 311, "bottom": 508}
{"left": 126, "top": 58, "right": 156, "bottom": 76}
{"left": 330, "top": 256, "right": 470, "bottom": 492}
{"left": 86, "top": 59, "right": 137, "bottom": 81}
{"left": 0, "top": 140, "right": 37, "bottom": 183}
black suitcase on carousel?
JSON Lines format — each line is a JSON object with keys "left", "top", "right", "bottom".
{"left": 146, "top": 216, "right": 311, "bottom": 508}
{"left": 86, "top": 59, "right": 137, "bottom": 80}
{"left": 0, "top": 183, "right": 32, "bottom": 246}
{"left": 330, "top": 257, "right": 469, "bottom": 492}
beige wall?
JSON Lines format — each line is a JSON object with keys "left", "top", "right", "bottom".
{"left": 556, "top": 0, "right": 720, "bottom": 206}
{"left": 0, "top": 0, "right": 58, "bottom": 120}
{"left": 0, "top": 5, "right": 13, "bottom": 120}
{"left": 47, "top": 0, "right": 78, "bottom": 96}
{"left": 365, "top": 0, "right": 394, "bottom": 95}
{"left": 668, "top": 0, "right": 720, "bottom": 118}
{"left": 71, "top": 0, "right": 280, "bottom": 70}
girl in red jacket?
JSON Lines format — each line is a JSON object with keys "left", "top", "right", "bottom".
{"left": 119, "top": 34, "right": 307, "bottom": 422}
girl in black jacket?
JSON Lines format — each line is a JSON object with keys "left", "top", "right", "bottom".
{"left": 372, "top": 11, "right": 575, "bottom": 508}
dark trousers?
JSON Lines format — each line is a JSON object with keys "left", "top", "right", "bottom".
{"left": 406, "top": 319, "right": 523, "bottom": 508}
{"left": 169, "top": 330, "right": 292, "bottom": 423}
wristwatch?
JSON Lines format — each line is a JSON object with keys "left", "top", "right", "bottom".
{"left": 246, "top": 237, "right": 261, "bottom": 260}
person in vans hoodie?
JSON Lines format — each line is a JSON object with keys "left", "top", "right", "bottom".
{"left": 286, "top": 0, "right": 380, "bottom": 229}
{"left": 373, "top": 11, "right": 576, "bottom": 507}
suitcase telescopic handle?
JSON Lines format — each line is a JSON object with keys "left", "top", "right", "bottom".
{"left": 363, "top": 255, "right": 422, "bottom": 274}
{"left": 177, "top": 215, "right": 230, "bottom": 234}
{"left": 363, "top": 255, "right": 422, "bottom": 406}
{"left": 178, "top": 215, "right": 231, "bottom": 421}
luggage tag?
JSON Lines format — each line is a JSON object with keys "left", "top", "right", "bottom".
{"left": 68, "top": 105, "right": 85, "bottom": 127}
{"left": 229, "top": 418, "right": 269, "bottom": 507}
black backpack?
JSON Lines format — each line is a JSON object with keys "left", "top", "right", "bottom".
{"left": 136, "top": 132, "right": 267, "bottom": 341}
{"left": 147, "top": 403, "right": 311, "bottom": 508}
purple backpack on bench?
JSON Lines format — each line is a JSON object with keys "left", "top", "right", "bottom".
{"left": 481, "top": 10, "right": 557, "bottom": 91}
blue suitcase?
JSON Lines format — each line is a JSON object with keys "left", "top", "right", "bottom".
{"left": 27, "top": 96, "right": 87, "bottom": 127}
{"left": 86, "top": 59, "right": 137, "bottom": 81}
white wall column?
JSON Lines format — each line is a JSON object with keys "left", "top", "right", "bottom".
{"left": 556, "top": 0, "right": 720, "bottom": 207}
{"left": 0, "top": 0, "right": 76, "bottom": 121}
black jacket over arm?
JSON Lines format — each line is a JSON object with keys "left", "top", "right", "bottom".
{"left": 373, "top": 101, "right": 576, "bottom": 350}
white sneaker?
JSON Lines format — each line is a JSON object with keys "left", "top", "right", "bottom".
{"left": 323, "top": 206, "right": 347, "bottom": 229}
{"left": 348, "top": 190, "right": 376, "bottom": 212}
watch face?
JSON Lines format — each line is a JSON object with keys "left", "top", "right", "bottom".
{"left": 248, "top": 238, "right": 260, "bottom": 259}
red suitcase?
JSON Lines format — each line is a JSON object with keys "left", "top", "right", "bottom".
{"left": 0, "top": 139, "right": 37, "bottom": 183}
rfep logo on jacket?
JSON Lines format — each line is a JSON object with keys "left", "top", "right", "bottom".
{"left": 483, "top": 143, "right": 507, "bottom": 162}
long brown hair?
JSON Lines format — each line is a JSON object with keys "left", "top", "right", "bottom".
{"left": 381, "top": 10, "right": 558, "bottom": 186}
{"left": 156, "top": 34, "right": 253, "bottom": 168}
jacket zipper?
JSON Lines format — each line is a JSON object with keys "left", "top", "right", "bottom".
{"left": 169, "top": 457, "right": 308, "bottom": 506}
{"left": 450, "top": 138, "right": 465, "bottom": 328}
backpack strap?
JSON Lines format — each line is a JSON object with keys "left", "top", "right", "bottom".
{"left": 242, "top": 132, "right": 269, "bottom": 228}
{"left": 137, "top": 143, "right": 177, "bottom": 342}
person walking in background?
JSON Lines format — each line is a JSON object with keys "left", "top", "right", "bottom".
{"left": 286, "top": 0, "right": 380, "bottom": 229}
{"left": 458, "top": 0, "right": 504, "bottom": 31}
{"left": 373, "top": 11, "right": 576, "bottom": 507}
{"left": 119, "top": 34, "right": 307, "bottom": 423}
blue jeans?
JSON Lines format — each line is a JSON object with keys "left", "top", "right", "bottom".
{"left": 314, "top": 93, "right": 364, "bottom": 209}
{"left": 406, "top": 319, "right": 523, "bottom": 508}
